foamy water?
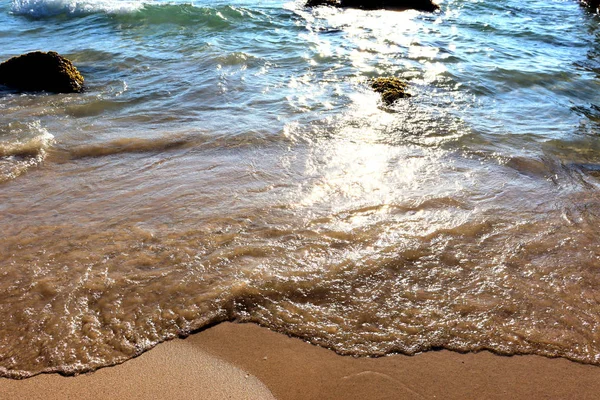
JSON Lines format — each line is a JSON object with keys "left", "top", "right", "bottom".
{"left": 11, "top": 0, "right": 145, "bottom": 16}
{"left": 1, "top": 0, "right": 600, "bottom": 378}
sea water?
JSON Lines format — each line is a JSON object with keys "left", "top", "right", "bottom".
{"left": 1, "top": 0, "right": 600, "bottom": 378}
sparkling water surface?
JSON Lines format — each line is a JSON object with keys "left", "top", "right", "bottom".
{"left": 1, "top": 0, "right": 600, "bottom": 378}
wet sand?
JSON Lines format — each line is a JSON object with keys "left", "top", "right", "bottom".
{"left": 0, "top": 326, "right": 275, "bottom": 400}
{"left": 2, "top": 322, "right": 600, "bottom": 399}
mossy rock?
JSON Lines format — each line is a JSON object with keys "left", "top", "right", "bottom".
{"left": 371, "top": 77, "right": 411, "bottom": 105}
{"left": 0, "top": 51, "right": 84, "bottom": 93}
{"left": 306, "top": 0, "right": 439, "bottom": 12}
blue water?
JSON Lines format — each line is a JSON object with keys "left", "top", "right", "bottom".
{"left": 2, "top": 0, "right": 600, "bottom": 378}
{"left": 2, "top": 0, "right": 598, "bottom": 141}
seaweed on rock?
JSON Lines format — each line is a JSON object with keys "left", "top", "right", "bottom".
{"left": 370, "top": 77, "right": 411, "bottom": 105}
{"left": 0, "top": 51, "right": 84, "bottom": 94}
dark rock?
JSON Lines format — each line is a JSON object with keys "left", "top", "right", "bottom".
{"left": 0, "top": 51, "right": 84, "bottom": 93}
{"left": 371, "top": 77, "right": 411, "bottom": 105}
{"left": 306, "top": 0, "right": 439, "bottom": 12}
{"left": 582, "top": 0, "right": 599, "bottom": 11}
{"left": 306, "top": 0, "right": 338, "bottom": 6}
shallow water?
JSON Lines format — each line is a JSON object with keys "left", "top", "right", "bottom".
{"left": 2, "top": 0, "right": 600, "bottom": 378}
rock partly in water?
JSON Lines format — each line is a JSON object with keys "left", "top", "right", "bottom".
{"left": 582, "top": 0, "right": 599, "bottom": 11}
{"left": 0, "top": 51, "right": 84, "bottom": 93}
{"left": 306, "top": 0, "right": 439, "bottom": 12}
{"left": 306, "top": 0, "right": 339, "bottom": 6}
{"left": 371, "top": 77, "right": 411, "bottom": 105}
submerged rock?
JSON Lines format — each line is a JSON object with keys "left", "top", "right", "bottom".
{"left": 306, "top": 0, "right": 439, "bottom": 12}
{"left": 0, "top": 51, "right": 84, "bottom": 93}
{"left": 371, "top": 77, "right": 411, "bottom": 105}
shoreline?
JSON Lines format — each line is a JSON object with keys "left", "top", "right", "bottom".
{"left": 3, "top": 322, "right": 600, "bottom": 399}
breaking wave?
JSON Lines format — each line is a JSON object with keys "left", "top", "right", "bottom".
{"left": 0, "top": 121, "right": 54, "bottom": 183}
{"left": 11, "top": 0, "right": 259, "bottom": 27}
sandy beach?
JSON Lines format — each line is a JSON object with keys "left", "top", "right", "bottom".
{"left": 3, "top": 321, "right": 600, "bottom": 399}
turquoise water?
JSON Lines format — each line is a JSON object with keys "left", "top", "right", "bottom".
{"left": 2, "top": 0, "right": 600, "bottom": 378}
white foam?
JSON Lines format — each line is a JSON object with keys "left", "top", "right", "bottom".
{"left": 11, "top": 0, "right": 146, "bottom": 17}
{"left": 0, "top": 121, "right": 54, "bottom": 158}
{"left": 0, "top": 122, "right": 54, "bottom": 182}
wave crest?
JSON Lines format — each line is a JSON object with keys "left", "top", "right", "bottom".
{"left": 0, "top": 131, "right": 54, "bottom": 158}
{"left": 0, "top": 121, "right": 54, "bottom": 183}
{"left": 11, "top": 0, "right": 258, "bottom": 27}
{"left": 11, "top": 0, "right": 145, "bottom": 17}
{"left": 67, "top": 135, "right": 195, "bottom": 158}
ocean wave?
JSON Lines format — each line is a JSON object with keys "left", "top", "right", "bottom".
{"left": 11, "top": 0, "right": 145, "bottom": 17}
{"left": 0, "top": 122, "right": 54, "bottom": 183}
{"left": 64, "top": 130, "right": 293, "bottom": 158}
{"left": 66, "top": 135, "right": 196, "bottom": 158}
{"left": 0, "top": 124, "right": 54, "bottom": 158}
{"left": 11, "top": 0, "right": 259, "bottom": 27}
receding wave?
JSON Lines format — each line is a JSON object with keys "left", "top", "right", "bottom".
{"left": 2, "top": 186, "right": 600, "bottom": 379}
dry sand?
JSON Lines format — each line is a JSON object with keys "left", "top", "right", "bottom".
{"left": 2, "top": 322, "right": 600, "bottom": 399}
